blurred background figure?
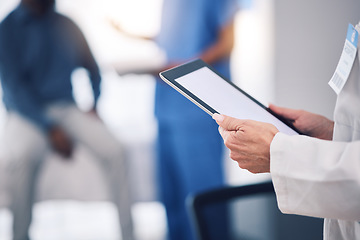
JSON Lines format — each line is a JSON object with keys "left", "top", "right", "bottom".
{"left": 154, "top": 1, "right": 238, "bottom": 240}
{"left": 0, "top": 0, "right": 134, "bottom": 240}
{"left": 112, "top": 0, "right": 238, "bottom": 239}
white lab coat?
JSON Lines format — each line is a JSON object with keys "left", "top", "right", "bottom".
{"left": 270, "top": 24, "right": 360, "bottom": 239}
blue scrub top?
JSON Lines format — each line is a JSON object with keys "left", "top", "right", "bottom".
{"left": 155, "top": 0, "right": 238, "bottom": 122}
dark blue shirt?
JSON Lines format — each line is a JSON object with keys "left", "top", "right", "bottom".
{"left": 0, "top": 4, "right": 101, "bottom": 131}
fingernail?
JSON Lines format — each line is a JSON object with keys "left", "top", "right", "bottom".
{"left": 212, "top": 113, "right": 224, "bottom": 123}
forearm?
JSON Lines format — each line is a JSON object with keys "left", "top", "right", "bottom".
{"left": 82, "top": 50, "right": 101, "bottom": 105}
{"left": 271, "top": 133, "right": 360, "bottom": 221}
{"left": 110, "top": 19, "right": 155, "bottom": 41}
{"left": 90, "top": 71, "right": 101, "bottom": 104}
{"left": 199, "top": 20, "right": 235, "bottom": 64}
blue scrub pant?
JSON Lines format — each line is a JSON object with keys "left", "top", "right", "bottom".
{"left": 156, "top": 117, "right": 227, "bottom": 240}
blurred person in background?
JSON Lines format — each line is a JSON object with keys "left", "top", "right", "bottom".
{"left": 112, "top": 0, "right": 238, "bottom": 239}
{"left": 0, "top": 0, "right": 135, "bottom": 239}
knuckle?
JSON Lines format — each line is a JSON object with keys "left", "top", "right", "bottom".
{"left": 229, "top": 151, "right": 242, "bottom": 162}
{"left": 223, "top": 135, "right": 235, "bottom": 148}
{"left": 237, "top": 161, "right": 248, "bottom": 170}
{"left": 223, "top": 138, "right": 232, "bottom": 148}
{"left": 229, "top": 151, "right": 237, "bottom": 160}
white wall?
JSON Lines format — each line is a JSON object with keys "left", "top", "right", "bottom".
{"left": 273, "top": 0, "right": 360, "bottom": 119}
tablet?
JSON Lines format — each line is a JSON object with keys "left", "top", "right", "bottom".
{"left": 159, "top": 59, "right": 299, "bottom": 135}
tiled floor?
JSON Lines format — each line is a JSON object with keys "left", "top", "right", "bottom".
{"left": 0, "top": 201, "right": 166, "bottom": 240}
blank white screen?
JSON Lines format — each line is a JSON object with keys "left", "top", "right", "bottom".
{"left": 175, "top": 67, "right": 298, "bottom": 135}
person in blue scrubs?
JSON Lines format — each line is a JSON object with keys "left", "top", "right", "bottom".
{"left": 154, "top": 1, "right": 238, "bottom": 239}
{"left": 111, "top": 0, "right": 238, "bottom": 238}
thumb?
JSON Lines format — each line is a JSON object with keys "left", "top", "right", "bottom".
{"left": 212, "top": 113, "right": 246, "bottom": 131}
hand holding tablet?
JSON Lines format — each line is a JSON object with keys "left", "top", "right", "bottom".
{"left": 159, "top": 59, "right": 299, "bottom": 135}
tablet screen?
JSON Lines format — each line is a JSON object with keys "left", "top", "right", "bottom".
{"left": 160, "top": 59, "right": 299, "bottom": 136}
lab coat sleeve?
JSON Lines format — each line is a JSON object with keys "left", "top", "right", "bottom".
{"left": 270, "top": 132, "right": 360, "bottom": 221}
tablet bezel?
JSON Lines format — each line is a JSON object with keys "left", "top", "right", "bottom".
{"left": 159, "top": 59, "right": 300, "bottom": 134}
